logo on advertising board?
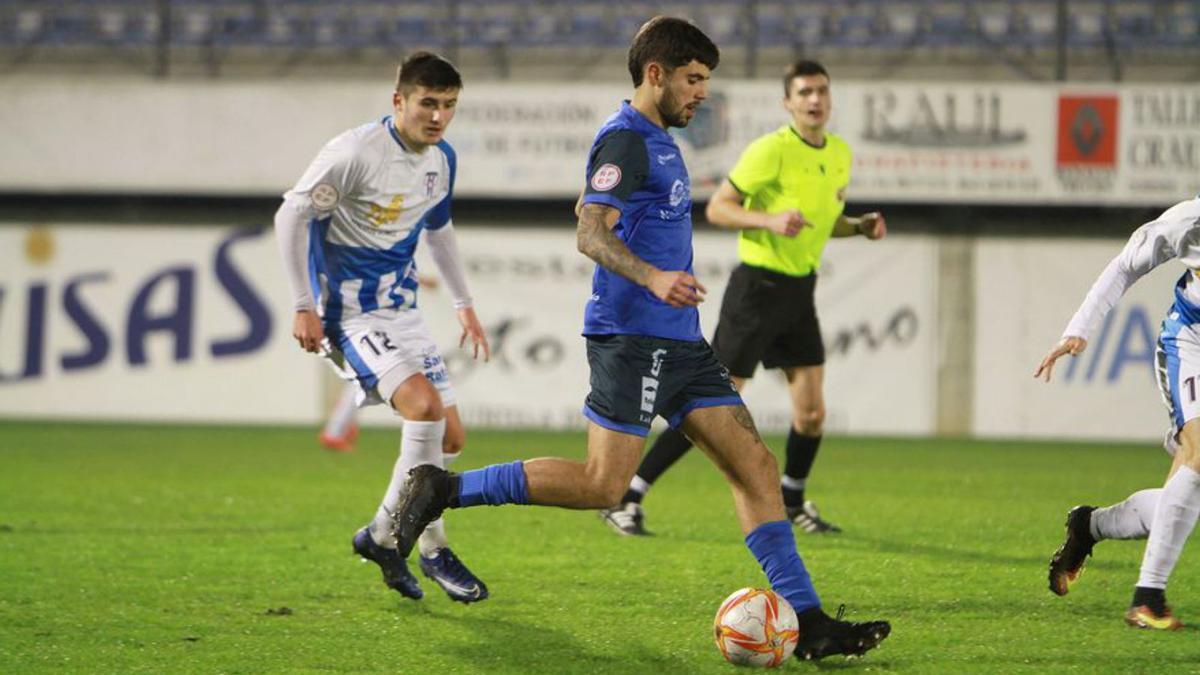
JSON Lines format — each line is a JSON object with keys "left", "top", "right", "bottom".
{"left": 854, "top": 88, "right": 1036, "bottom": 197}
{"left": 0, "top": 227, "right": 272, "bottom": 384}
{"left": 862, "top": 90, "right": 1026, "bottom": 147}
{"left": 1057, "top": 96, "right": 1119, "bottom": 166}
{"left": 1124, "top": 91, "right": 1200, "bottom": 197}
{"left": 1055, "top": 94, "right": 1119, "bottom": 192}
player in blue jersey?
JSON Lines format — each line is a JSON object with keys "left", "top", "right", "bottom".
{"left": 391, "top": 18, "right": 890, "bottom": 660}
{"left": 274, "top": 52, "right": 489, "bottom": 604}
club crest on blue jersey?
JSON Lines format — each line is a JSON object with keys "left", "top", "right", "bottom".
{"left": 669, "top": 179, "right": 688, "bottom": 207}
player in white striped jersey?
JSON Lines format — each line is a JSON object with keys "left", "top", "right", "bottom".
{"left": 1036, "top": 195, "right": 1200, "bottom": 630}
{"left": 274, "top": 52, "right": 490, "bottom": 604}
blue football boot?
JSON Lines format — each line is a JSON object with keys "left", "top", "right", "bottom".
{"left": 352, "top": 527, "right": 423, "bottom": 600}
{"left": 419, "top": 547, "right": 489, "bottom": 604}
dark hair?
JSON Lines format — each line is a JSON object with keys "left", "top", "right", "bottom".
{"left": 627, "top": 16, "right": 719, "bottom": 87}
{"left": 782, "top": 60, "right": 829, "bottom": 96}
{"left": 395, "top": 51, "right": 462, "bottom": 95}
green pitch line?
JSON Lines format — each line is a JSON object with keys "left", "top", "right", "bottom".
{"left": 0, "top": 422, "right": 1195, "bottom": 673}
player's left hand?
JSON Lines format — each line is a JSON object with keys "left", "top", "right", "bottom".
{"left": 457, "top": 306, "right": 491, "bottom": 362}
{"left": 1034, "top": 336, "right": 1087, "bottom": 382}
{"left": 859, "top": 212, "right": 887, "bottom": 240}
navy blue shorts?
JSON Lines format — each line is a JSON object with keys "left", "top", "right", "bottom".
{"left": 583, "top": 334, "right": 744, "bottom": 437}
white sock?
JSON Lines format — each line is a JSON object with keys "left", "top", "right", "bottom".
{"left": 780, "top": 475, "right": 806, "bottom": 492}
{"left": 1136, "top": 466, "right": 1200, "bottom": 589}
{"left": 323, "top": 385, "right": 359, "bottom": 437}
{"left": 629, "top": 475, "right": 650, "bottom": 496}
{"left": 368, "top": 419, "right": 446, "bottom": 548}
{"left": 418, "top": 451, "right": 460, "bottom": 558}
{"left": 1090, "top": 489, "right": 1161, "bottom": 540}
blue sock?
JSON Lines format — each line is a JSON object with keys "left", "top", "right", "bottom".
{"left": 457, "top": 461, "right": 529, "bottom": 507}
{"left": 745, "top": 520, "right": 820, "bottom": 613}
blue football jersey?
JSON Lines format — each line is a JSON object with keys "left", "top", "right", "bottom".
{"left": 580, "top": 102, "right": 701, "bottom": 342}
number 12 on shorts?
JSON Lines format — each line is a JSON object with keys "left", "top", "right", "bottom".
{"left": 359, "top": 331, "right": 397, "bottom": 356}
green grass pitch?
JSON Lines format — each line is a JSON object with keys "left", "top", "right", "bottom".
{"left": 2, "top": 421, "right": 1199, "bottom": 673}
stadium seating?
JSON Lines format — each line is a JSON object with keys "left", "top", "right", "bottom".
{"left": 1, "top": 0, "right": 1196, "bottom": 74}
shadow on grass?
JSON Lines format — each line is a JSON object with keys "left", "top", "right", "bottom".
{"left": 417, "top": 604, "right": 685, "bottom": 674}
{"left": 812, "top": 532, "right": 1147, "bottom": 575}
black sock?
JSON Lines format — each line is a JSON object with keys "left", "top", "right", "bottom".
{"left": 795, "top": 606, "right": 830, "bottom": 629}
{"left": 1132, "top": 586, "right": 1167, "bottom": 613}
{"left": 782, "top": 431, "right": 822, "bottom": 508}
{"left": 446, "top": 474, "right": 462, "bottom": 509}
{"left": 621, "top": 427, "right": 694, "bottom": 504}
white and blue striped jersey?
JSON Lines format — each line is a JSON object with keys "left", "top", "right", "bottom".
{"left": 283, "top": 116, "right": 456, "bottom": 323}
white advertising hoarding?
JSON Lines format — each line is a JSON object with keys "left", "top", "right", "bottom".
{"left": 0, "top": 223, "right": 937, "bottom": 435}
{"left": 391, "top": 228, "right": 938, "bottom": 435}
{"left": 0, "top": 77, "right": 1195, "bottom": 205}
{"left": 0, "top": 224, "right": 320, "bottom": 423}
{"left": 973, "top": 237, "right": 1179, "bottom": 443}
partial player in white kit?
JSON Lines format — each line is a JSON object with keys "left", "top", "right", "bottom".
{"left": 1036, "top": 195, "right": 1200, "bottom": 630}
{"left": 274, "top": 52, "right": 490, "bottom": 604}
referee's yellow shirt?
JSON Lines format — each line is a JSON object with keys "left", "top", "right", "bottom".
{"left": 726, "top": 125, "right": 851, "bottom": 277}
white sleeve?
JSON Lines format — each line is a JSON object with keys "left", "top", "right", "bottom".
{"left": 274, "top": 196, "right": 316, "bottom": 311}
{"left": 284, "top": 130, "right": 365, "bottom": 216}
{"left": 1063, "top": 217, "right": 1191, "bottom": 340}
{"left": 423, "top": 223, "right": 473, "bottom": 310}
{"left": 274, "top": 130, "right": 366, "bottom": 312}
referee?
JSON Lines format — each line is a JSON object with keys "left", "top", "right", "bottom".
{"left": 600, "top": 60, "right": 887, "bottom": 536}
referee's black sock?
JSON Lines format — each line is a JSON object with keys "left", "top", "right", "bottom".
{"left": 782, "top": 431, "right": 822, "bottom": 508}
{"left": 620, "top": 427, "right": 694, "bottom": 504}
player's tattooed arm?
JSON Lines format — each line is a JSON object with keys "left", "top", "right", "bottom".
{"left": 575, "top": 202, "right": 656, "bottom": 286}
{"left": 576, "top": 203, "right": 707, "bottom": 308}
{"left": 731, "top": 404, "right": 763, "bottom": 444}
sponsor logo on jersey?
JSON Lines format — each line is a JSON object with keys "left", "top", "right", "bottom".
{"left": 669, "top": 179, "right": 687, "bottom": 207}
{"left": 590, "top": 164, "right": 621, "bottom": 192}
{"left": 424, "top": 171, "right": 438, "bottom": 197}
{"left": 311, "top": 183, "right": 340, "bottom": 210}
{"left": 367, "top": 195, "right": 405, "bottom": 228}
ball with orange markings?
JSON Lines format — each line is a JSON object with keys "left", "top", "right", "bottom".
{"left": 713, "top": 587, "right": 800, "bottom": 667}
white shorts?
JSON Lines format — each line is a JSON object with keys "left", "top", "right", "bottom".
{"left": 1155, "top": 312, "right": 1200, "bottom": 456}
{"left": 323, "top": 309, "right": 456, "bottom": 409}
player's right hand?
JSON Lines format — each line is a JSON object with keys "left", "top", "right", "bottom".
{"left": 1034, "top": 336, "right": 1087, "bottom": 382}
{"left": 763, "top": 210, "right": 807, "bottom": 238}
{"left": 648, "top": 270, "right": 706, "bottom": 308}
{"left": 293, "top": 310, "right": 323, "bottom": 353}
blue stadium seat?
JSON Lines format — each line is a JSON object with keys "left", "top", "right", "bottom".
{"left": 0, "top": 0, "right": 1195, "bottom": 62}
{"left": 1109, "top": 1, "right": 1160, "bottom": 49}
{"left": 1066, "top": 1, "right": 1109, "bottom": 49}
{"left": 1159, "top": 2, "right": 1200, "bottom": 47}
{"left": 921, "top": 2, "right": 975, "bottom": 48}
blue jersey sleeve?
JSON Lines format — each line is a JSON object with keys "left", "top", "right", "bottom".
{"left": 581, "top": 129, "right": 649, "bottom": 212}
{"left": 425, "top": 140, "right": 457, "bottom": 230}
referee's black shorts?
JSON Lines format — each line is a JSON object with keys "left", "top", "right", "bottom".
{"left": 711, "top": 263, "right": 825, "bottom": 379}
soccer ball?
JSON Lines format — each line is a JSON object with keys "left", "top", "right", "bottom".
{"left": 713, "top": 587, "right": 799, "bottom": 667}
